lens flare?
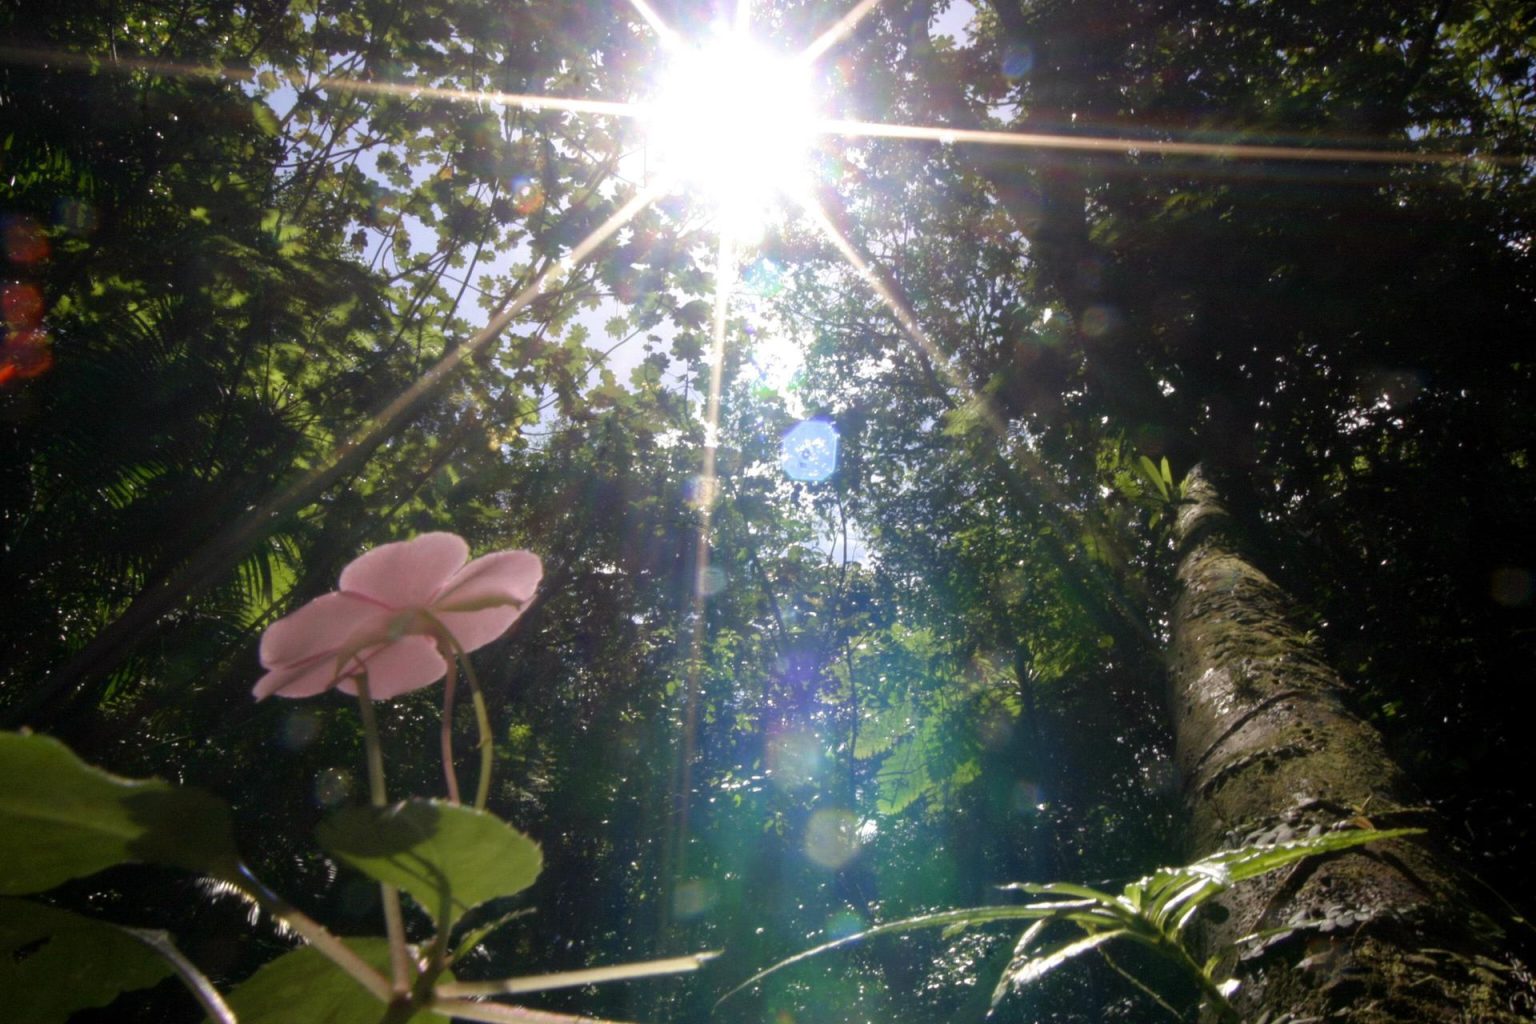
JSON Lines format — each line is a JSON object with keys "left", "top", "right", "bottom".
{"left": 2, "top": 282, "right": 45, "bottom": 327}
{"left": 804, "top": 808, "right": 861, "bottom": 869}
{"left": 0, "top": 328, "right": 53, "bottom": 385}
{"left": 781, "top": 419, "right": 838, "bottom": 482}
{"left": 511, "top": 176, "right": 545, "bottom": 216}
{"left": 767, "top": 728, "right": 822, "bottom": 790}
{"left": 3, "top": 215, "right": 49, "bottom": 265}
{"left": 673, "top": 878, "right": 719, "bottom": 919}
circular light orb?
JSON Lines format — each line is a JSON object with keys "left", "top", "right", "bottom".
{"left": 781, "top": 419, "right": 838, "bottom": 482}
{"left": 804, "top": 808, "right": 861, "bottom": 870}
{"left": 647, "top": 32, "right": 818, "bottom": 237}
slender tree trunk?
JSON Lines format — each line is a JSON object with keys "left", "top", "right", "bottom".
{"left": 1170, "top": 464, "right": 1531, "bottom": 1022}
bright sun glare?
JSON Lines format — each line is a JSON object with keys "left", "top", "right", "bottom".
{"left": 646, "top": 32, "right": 818, "bottom": 238}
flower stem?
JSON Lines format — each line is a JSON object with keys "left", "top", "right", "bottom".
{"left": 422, "top": 612, "right": 496, "bottom": 812}
{"left": 233, "top": 863, "right": 392, "bottom": 1003}
{"left": 462, "top": 657, "right": 494, "bottom": 811}
{"left": 439, "top": 654, "right": 462, "bottom": 804}
{"left": 353, "top": 673, "right": 412, "bottom": 998}
{"left": 355, "top": 675, "right": 389, "bottom": 809}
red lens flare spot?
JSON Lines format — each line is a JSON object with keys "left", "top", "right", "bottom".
{"left": 511, "top": 177, "right": 544, "bottom": 216}
{"left": 3, "top": 216, "right": 50, "bottom": 265}
{"left": 2, "top": 282, "right": 45, "bottom": 328}
{"left": 1, "top": 328, "right": 54, "bottom": 384}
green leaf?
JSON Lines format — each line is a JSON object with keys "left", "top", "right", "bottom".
{"left": 1017, "top": 880, "right": 1122, "bottom": 906}
{"left": 993, "top": 929, "right": 1123, "bottom": 1005}
{"left": 317, "top": 799, "right": 542, "bottom": 929}
{"left": 0, "top": 898, "right": 173, "bottom": 1024}
{"left": 449, "top": 908, "right": 534, "bottom": 965}
{"left": 1209, "top": 827, "right": 1421, "bottom": 884}
{"left": 988, "top": 919, "right": 1048, "bottom": 1008}
{"left": 1138, "top": 863, "right": 1226, "bottom": 931}
{"left": 222, "top": 938, "right": 452, "bottom": 1024}
{"left": 873, "top": 736, "right": 935, "bottom": 816}
{"left": 0, "top": 732, "right": 240, "bottom": 895}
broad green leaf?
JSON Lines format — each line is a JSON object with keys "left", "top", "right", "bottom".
{"left": 222, "top": 938, "right": 452, "bottom": 1024}
{"left": 0, "top": 898, "right": 172, "bottom": 1024}
{"left": 317, "top": 799, "right": 542, "bottom": 929}
{"left": 873, "top": 738, "right": 932, "bottom": 816}
{"left": 0, "top": 732, "right": 240, "bottom": 894}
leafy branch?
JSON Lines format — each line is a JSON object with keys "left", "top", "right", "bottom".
{"left": 720, "top": 827, "right": 1421, "bottom": 1020}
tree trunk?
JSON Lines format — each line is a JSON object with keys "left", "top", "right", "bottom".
{"left": 1170, "top": 464, "right": 1531, "bottom": 1022}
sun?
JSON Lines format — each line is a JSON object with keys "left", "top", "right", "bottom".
{"left": 644, "top": 29, "right": 819, "bottom": 239}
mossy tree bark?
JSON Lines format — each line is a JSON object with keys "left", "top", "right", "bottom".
{"left": 1170, "top": 464, "right": 1530, "bottom": 1022}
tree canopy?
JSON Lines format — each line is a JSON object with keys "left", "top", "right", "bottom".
{"left": 2, "top": 1, "right": 1533, "bottom": 1022}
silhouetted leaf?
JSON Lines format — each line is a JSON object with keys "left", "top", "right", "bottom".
{"left": 221, "top": 938, "right": 452, "bottom": 1024}
{"left": 0, "top": 898, "right": 172, "bottom": 1024}
{"left": 0, "top": 732, "right": 240, "bottom": 894}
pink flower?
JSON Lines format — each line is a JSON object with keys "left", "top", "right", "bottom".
{"left": 254, "top": 533, "right": 542, "bottom": 701}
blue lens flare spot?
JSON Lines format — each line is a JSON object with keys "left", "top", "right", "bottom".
{"left": 1001, "top": 44, "right": 1034, "bottom": 79}
{"left": 781, "top": 420, "right": 838, "bottom": 482}
{"left": 743, "top": 258, "right": 785, "bottom": 297}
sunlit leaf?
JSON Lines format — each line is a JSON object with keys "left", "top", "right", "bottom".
{"left": 716, "top": 903, "right": 1064, "bottom": 1007}
{"left": 1016, "top": 879, "right": 1122, "bottom": 906}
{"left": 988, "top": 918, "right": 1048, "bottom": 1008}
{"left": 317, "top": 799, "right": 542, "bottom": 929}
{"left": 1209, "top": 827, "right": 1421, "bottom": 884}
{"left": 1136, "top": 454, "right": 1170, "bottom": 501}
{"left": 994, "top": 929, "right": 1123, "bottom": 1004}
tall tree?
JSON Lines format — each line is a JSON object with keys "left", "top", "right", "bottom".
{"left": 782, "top": 0, "right": 1536, "bottom": 1019}
{"left": 4, "top": 2, "right": 1534, "bottom": 1022}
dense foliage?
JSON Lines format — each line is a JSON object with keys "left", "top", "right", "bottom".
{"left": 2, "top": 0, "right": 1532, "bottom": 1021}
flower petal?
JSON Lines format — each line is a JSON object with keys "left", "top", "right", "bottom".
{"left": 433, "top": 550, "right": 542, "bottom": 613}
{"left": 431, "top": 550, "right": 542, "bottom": 652}
{"left": 339, "top": 532, "right": 469, "bottom": 607}
{"left": 432, "top": 606, "right": 521, "bottom": 655}
{"left": 253, "top": 651, "right": 348, "bottom": 700}
{"left": 259, "top": 592, "right": 392, "bottom": 669}
{"left": 334, "top": 635, "right": 447, "bottom": 700}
